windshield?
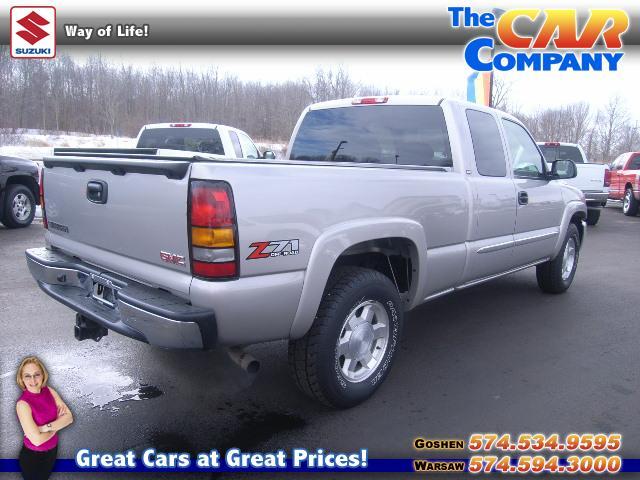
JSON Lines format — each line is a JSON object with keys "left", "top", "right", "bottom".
{"left": 289, "top": 105, "right": 452, "bottom": 167}
{"left": 137, "top": 128, "right": 224, "bottom": 154}
{"left": 538, "top": 145, "right": 585, "bottom": 164}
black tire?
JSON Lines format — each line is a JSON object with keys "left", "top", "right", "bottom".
{"left": 622, "top": 187, "right": 639, "bottom": 216}
{"left": 586, "top": 208, "right": 600, "bottom": 226}
{"left": 536, "top": 223, "right": 580, "bottom": 294}
{"left": 288, "top": 267, "right": 403, "bottom": 408}
{"left": 2, "top": 184, "right": 36, "bottom": 228}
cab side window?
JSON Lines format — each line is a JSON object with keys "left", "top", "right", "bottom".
{"left": 466, "top": 109, "right": 506, "bottom": 177}
{"left": 501, "top": 120, "right": 544, "bottom": 178}
{"left": 628, "top": 155, "right": 640, "bottom": 170}
{"left": 228, "top": 131, "right": 243, "bottom": 158}
{"left": 238, "top": 133, "right": 260, "bottom": 159}
{"left": 610, "top": 155, "right": 624, "bottom": 170}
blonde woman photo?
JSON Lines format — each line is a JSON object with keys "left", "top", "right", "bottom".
{"left": 15, "top": 356, "right": 73, "bottom": 480}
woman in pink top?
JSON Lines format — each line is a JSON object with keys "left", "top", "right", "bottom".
{"left": 16, "top": 357, "right": 73, "bottom": 480}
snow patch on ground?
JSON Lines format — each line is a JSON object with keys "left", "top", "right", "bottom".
{"left": 0, "top": 130, "right": 137, "bottom": 162}
{"left": 2, "top": 130, "right": 287, "bottom": 220}
{"left": 0, "top": 129, "right": 287, "bottom": 161}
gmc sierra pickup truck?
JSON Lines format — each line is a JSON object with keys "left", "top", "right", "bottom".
{"left": 537, "top": 142, "right": 609, "bottom": 226}
{"left": 26, "top": 96, "right": 586, "bottom": 407}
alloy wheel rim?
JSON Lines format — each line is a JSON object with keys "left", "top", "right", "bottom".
{"left": 561, "top": 238, "right": 576, "bottom": 281}
{"left": 12, "top": 193, "right": 31, "bottom": 221}
{"left": 336, "top": 300, "right": 390, "bottom": 383}
{"left": 623, "top": 191, "right": 631, "bottom": 212}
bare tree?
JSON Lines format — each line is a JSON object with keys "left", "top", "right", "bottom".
{"left": 305, "top": 66, "right": 358, "bottom": 103}
{"left": 618, "top": 121, "right": 640, "bottom": 153}
{"left": 597, "top": 95, "right": 628, "bottom": 163}
{"left": 564, "top": 102, "right": 591, "bottom": 144}
{"left": 2, "top": 54, "right": 639, "bottom": 152}
{"left": 491, "top": 75, "right": 513, "bottom": 111}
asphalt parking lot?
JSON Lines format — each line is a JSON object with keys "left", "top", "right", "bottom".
{"left": 1, "top": 206, "right": 639, "bottom": 479}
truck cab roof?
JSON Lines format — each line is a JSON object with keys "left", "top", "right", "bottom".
{"left": 306, "top": 95, "right": 522, "bottom": 123}
{"left": 137, "top": 122, "right": 252, "bottom": 137}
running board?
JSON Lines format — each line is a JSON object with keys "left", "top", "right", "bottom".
{"left": 423, "top": 258, "right": 549, "bottom": 302}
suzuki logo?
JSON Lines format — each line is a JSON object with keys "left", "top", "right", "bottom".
{"left": 10, "top": 7, "right": 56, "bottom": 59}
{"left": 16, "top": 11, "right": 50, "bottom": 45}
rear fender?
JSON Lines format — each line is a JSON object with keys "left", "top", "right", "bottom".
{"left": 289, "top": 218, "right": 427, "bottom": 339}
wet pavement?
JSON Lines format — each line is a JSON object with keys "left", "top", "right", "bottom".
{"left": 2, "top": 207, "right": 640, "bottom": 480}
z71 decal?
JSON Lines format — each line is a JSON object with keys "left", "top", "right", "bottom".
{"left": 247, "top": 239, "right": 299, "bottom": 260}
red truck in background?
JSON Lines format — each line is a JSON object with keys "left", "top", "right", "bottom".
{"left": 609, "top": 152, "right": 640, "bottom": 216}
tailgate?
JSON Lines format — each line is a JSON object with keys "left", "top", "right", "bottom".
{"left": 571, "top": 163, "right": 606, "bottom": 191}
{"left": 42, "top": 155, "right": 193, "bottom": 274}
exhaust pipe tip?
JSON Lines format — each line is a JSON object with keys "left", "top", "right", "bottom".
{"left": 227, "top": 347, "right": 260, "bottom": 374}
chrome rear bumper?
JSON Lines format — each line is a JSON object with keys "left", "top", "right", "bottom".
{"left": 25, "top": 247, "right": 215, "bottom": 349}
{"left": 583, "top": 191, "right": 608, "bottom": 204}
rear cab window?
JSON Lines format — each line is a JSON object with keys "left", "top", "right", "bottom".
{"left": 137, "top": 128, "right": 225, "bottom": 154}
{"left": 289, "top": 105, "right": 452, "bottom": 168}
{"left": 538, "top": 145, "right": 585, "bottom": 164}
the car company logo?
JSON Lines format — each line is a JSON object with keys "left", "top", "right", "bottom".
{"left": 247, "top": 239, "right": 300, "bottom": 260}
{"left": 10, "top": 6, "right": 56, "bottom": 59}
{"left": 450, "top": 7, "right": 629, "bottom": 72}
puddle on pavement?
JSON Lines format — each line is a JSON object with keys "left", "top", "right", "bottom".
{"left": 217, "top": 410, "right": 306, "bottom": 451}
{"left": 19, "top": 353, "right": 163, "bottom": 412}
{"left": 79, "top": 366, "right": 135, "bottom": 411}
{"left": 148, "top": 431, "right": 196, "bottom": 455}
{"left": 119, "top": 384, "right": 164, "bottom": 402}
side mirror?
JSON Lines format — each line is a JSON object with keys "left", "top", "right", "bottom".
{"left": 262, "top": 150, "right": 276, "bottom": 160}
{"left": 550, "top": 159, "right": 577, "bottom": 179}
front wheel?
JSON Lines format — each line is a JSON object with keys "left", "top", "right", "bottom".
{"left": 288, "top": 267, "right": 403, "bottom": 408}
{"left": 623, "top": 188, "right": 639, "bottom": 216}
{"left": 536, "top": 223, "right": 580, "bottom": 294}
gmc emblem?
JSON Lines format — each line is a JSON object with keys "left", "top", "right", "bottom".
{"left": 160, "top": 251, "right": 186, "bottom": 266}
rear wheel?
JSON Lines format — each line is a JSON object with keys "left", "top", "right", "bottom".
{"left": 536, "top": 223, "right": 580, "bottom": 294}
{"left": 622, "top": 187, "right": 639, "bottom": 216}
{"left": 288, "top": 267, "right": 403, "bottom": 408}
{"left": 586, "top": 208, "right": 600, "bottom": 226}
{"left": 2, "top": 184, "right": 36, "bottom": 228}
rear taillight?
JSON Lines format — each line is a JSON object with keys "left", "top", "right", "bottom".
{"left": 189, "top": 181, "right": 238, "bottom": 279}
{"left": 39, "top": 169, "right": 47, "bottom": 229}
{"left": 604, "top": 168, "right": 611, "bottom": 187}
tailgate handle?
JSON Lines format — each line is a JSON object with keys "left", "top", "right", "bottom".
{"left": 87, "top": 180, "right": 108, "bottom": 204}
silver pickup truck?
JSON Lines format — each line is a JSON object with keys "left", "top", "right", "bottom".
{"left": 26, "top": 96, "right": 586, "bottom": 408}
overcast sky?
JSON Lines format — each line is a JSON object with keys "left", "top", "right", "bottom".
{"left": 62, "top": 44, "right": 640, "bottom": 122}
{"left": 37, "top": 0, "right": 638, "bottom": 121}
